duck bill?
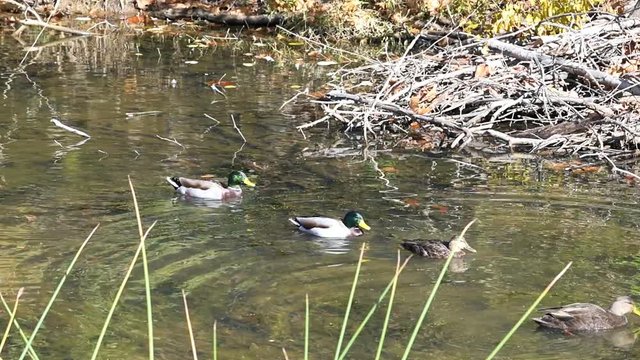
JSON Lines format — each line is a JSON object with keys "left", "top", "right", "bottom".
{"left": 633, "top": 306, "right": 640, "bottom": 317}
{"left": 358, "top": 220, "right": 371, "bottom": 231}
{"left": 243, "top": 178, "right": 256, "bottom": 187}
{"left": 464, "top": 244, "right": 477, "bottom": 253}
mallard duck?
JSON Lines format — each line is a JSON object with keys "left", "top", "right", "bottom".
{"left": 532, "top": 296, "right": 640, "bottom": 331}
{"left": 400, "top": 236, "right": 476, "bottom": 259}
{"left": 288, "top": 211, "right": 371, "bottom": 238}
{"left": 166, "top": 170, "right": 255, "bottom": 200}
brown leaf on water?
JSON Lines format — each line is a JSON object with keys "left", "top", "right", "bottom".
{"left": 409, "top": 121, "right": 421, "bottom": 130}
{"left": 545, "top": 161, "right": 571, "bottom": 172}
{"left": 381, "top": 166, "right": 398, "bottom": 173}
{"left": 207, "top": 80, "right": 236, "bottom": 88}
{"left": 24, "top": 215, "right": 37, "bottom": 223}
{"left": 430, "top": 204, "right": 449, "bottom": 214}
{"left": 571, "top": 165, "right": 602, "bottom": 175}
{"left": 403, "top": 198, "right": 420, "bottom": 208}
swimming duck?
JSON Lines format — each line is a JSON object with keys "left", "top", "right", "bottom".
{"left": 166, "top": 170, "right": 255, "bottom": 200}
{"left": 400, "top": 236, "right": 476, "bottom": 259}
{"left": 288, "top": 211, "right": 371, "bottom": 238}
{"left": 532, "top": 296, "right": 640, "bottom": 331}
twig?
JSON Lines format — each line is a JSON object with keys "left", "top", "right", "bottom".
{"left": 125, "top": 111, "right": 162, "bottom": 118}
{"left": 50, "top": 118, "right": 91, "bottom": 138}
{"left": 230, "top": 114, "right": 246, "bottom": 142}
{"left": 155, "top": 134, "right": 185, "bottom": 149}
{"left": 276, "top": 25, "right": 376, "bottom": 63}
{"left": 19, "top": 19, "right": 93, "bottom": 36}
{"left": 280, "top": 87, "right": 309, "bottom": 110}
{"left": 282, "top": 347, "right": 290, "bottom": 360}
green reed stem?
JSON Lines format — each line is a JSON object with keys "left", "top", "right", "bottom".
{"left": 333, "top": 242, "right": 366, "bottom": 360}
{"left": 90, "top": 221, "right": 157, "bottom": 360}
{"left": 18, "top": 223, "right": 99, "bottom": 360}
{"left": 338, "top": 255, "right": 412, "bottom": 360}
{"left": 305, "top": 293, "right": 309, "bottom": 360}
{"left": 401, "top": 218, "right": 477, "bottom": 360}
{"left": 374, "top": 251, "right": 402, "bottom": 360}
{"left": 213, "top": 321, "right": 217, "bottom": 360}
{"left": 485, "top": 261, "right": 573, "bottom": 360}
{"left": 182, "top": 290, "right": 199, "bottom": 360}
{"left": 0, "top": 288, "right": 23, "bottom": 354}
{"left": 0, "top": 292, "right": 38, "bottom": 360}
{"left": 129, "top": 176, "right": 154, "bottom": 360}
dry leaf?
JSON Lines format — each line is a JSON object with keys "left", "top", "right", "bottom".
{"left": 474, "top": 63, "right": 492, "bottom": 78}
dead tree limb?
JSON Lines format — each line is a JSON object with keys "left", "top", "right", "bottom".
{"left": 480, "top": 35, "right": 640, "bottom": 96}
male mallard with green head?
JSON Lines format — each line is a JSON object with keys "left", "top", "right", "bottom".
{"left": 533, "top": 296, "right": 640, "bottom": 331}
{"left": 289, "top": 211, "right": 371, "bottom": 238}
{"left": 400, "top": 236, "right": 476, "bottom": 259}
{"left": 166, "top": 170, "right": 255, "bottom": 200}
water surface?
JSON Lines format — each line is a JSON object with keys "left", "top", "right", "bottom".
{"left": 1, "top": 29, "right": 640, "bottom": 359}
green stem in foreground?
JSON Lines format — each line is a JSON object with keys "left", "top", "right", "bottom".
{"left": 338, "top": 255, "right": 412, "bottom": 360}
{"left": 305, "top": 293, "right": 309, "bottom": 360}
{"left": 374, "top": 251, "right": 402, "bottom": 360}
{"left": 90, "top": 221, "right": 157, "bottom": 360}
{"left": 485, "top": 261, "right": 573, "bottom": 360}
{"left": 401, "top": 218, "right": 477, "bottom": 360}
{"left": 0, "top": 288, "right": 23, "bottom": 354}
{"left": 0, "top": 292, "right": 38, "bottom": 360}
{"left": 213, "top": 321, "right": 217, "bottom": 360}
{"left": 333, "top": 243, "right": 366, "bottom": 360}
{"left": 18, "top": 224, "right": 100, "bottom": 360}
{"left": 129, "top": 176, "right": 154, "bottom": 360}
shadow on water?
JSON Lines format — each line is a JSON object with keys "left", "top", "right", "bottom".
{"left": 1, "top": 30, "right": 640, "bottom": 359}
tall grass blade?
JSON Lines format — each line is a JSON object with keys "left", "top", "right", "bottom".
{"left": 128, "top": 176, "right": 154, "bottom": 359}
{"left": 90, "top": 221, "right": 157, "bottom": 360}
{"left": 212, "top": 321, "right": 217, "bottom": 360}
{"left": 338, "top": 255, "right": 412, "bottom": 360}
{"left": 305, "top": 293, "right": 309, "bottom": 360}
{"left": 485, "top": 261, "right": 573, "bottom": 360}
{"left": 182, "top": 289, "right": 199, "bottom": 360}
{"left": 401, "top": 219, "right": 477, "bottom": 360}
{"left": 0, "top": 292, "right": 38, "bottom": 360}
{"left": 282, "top": 347, "right": 289, "bottom": 360}
{"left": 18, "top": 223, "right": 99, "bottom": 360}
{"left": 333, "top": 242, "right": 366, "bottom": 360}
{"left": 0, "top": 288, "right": 24, "bottom": 354}
{"left": 374, "top": 251, "right": 402, "bottom": 360}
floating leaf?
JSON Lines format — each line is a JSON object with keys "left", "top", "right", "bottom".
{"left": 185, "top": 60, "right": 198, "bottom": 64}
{"left": 290, "top": 85, "right": 302, "bottom": 89}
{"left": 288, "top": 42, "right": 305, "bottom": 46}
{"left": 403, "top": 198, "right": 420, "bottom": 208}
{"left": 381, "top": 166, "right": 398, "bottom": 173}
{"left": 242, "top": 63, "right": 255, "bottom": 67}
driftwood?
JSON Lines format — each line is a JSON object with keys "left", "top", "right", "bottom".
{"left": 296, "top": 15, "right": 640, "bottom": 179}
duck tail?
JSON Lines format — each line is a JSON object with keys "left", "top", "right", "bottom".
{"left": 288, "top": 218, "right": 301, "bottom": 227}
{"left": 166, "top": 176, "right": 181, "bottom": 190}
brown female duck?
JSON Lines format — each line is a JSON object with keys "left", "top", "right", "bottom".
{"left": 532, "top": 296, "right": 640, "bottom": 331}
{"left": 400, "top": 236, "right": 476, "bottom": 259}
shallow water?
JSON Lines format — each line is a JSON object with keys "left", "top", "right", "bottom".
{"left": 1, "top": 29, "right": 640, "bottom": 359}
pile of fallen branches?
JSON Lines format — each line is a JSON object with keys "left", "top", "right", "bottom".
{"left": 301, "top": 15, "right": 640, "bottom": 174}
